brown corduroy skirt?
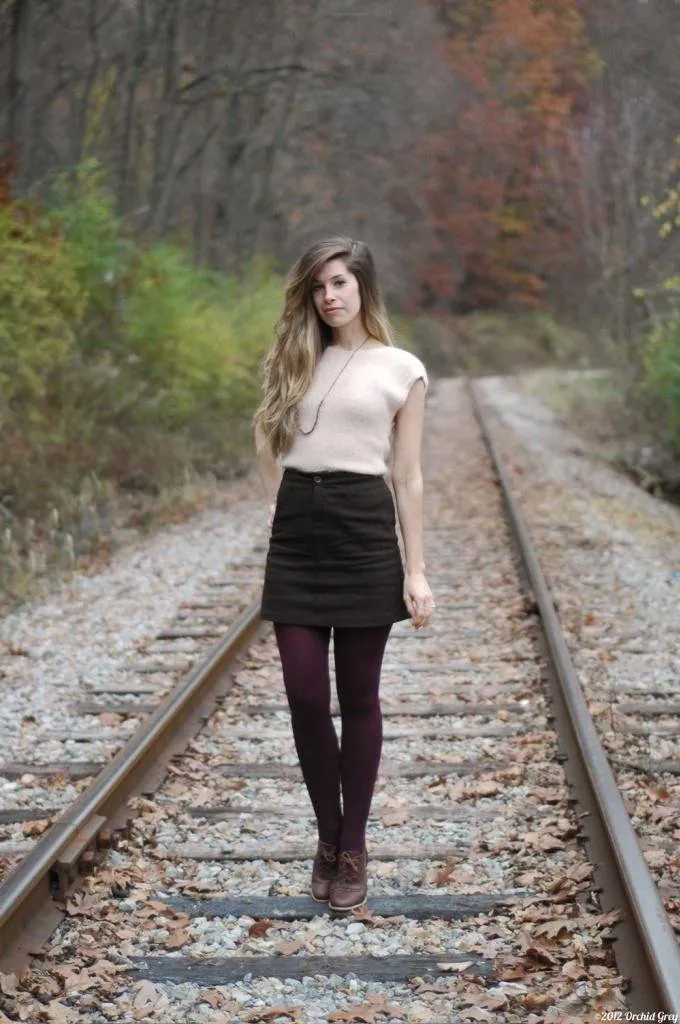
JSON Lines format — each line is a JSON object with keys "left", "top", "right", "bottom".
{"left": 259, "top": 467, "right": 410, "bottom": 628}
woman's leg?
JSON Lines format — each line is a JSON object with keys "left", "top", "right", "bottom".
{"left": 273, "top": 623, "right": 342, "bottom": 846}
{"left": 333, "top": 624, "right": 392, "bottom": 852}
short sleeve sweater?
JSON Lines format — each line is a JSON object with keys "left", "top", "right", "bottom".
{"left": 280, "top": 343, "right": 429, "bottom": 475}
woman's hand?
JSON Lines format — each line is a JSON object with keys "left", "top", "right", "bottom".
{"left": 267, "top": 501, "right": 277, "bottom": 529}
{"left": 404, "top": 571, "right": 435, "bottom": 630}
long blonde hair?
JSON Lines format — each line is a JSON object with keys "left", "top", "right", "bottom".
{"left": 252, "top": 237, "right": 394, "bottom": 458}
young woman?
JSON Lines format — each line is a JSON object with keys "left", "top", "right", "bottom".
{"left": 252, "top": 237, "right": 434, "bottom": 912}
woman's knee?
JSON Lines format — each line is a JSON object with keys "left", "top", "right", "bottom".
{"left": 337, "top": 683, "right": 381, "bottom": 716}
{"left": 287, "top": 685, "right": 331, "bottom": 718}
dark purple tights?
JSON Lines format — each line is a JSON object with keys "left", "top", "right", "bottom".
{"left": 273, "top": 622, "right": 392, "bottom": 853}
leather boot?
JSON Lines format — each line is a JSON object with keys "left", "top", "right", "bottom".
{"left": 311, "top": 839, "right": 338, "bottom": 902}
{"left": 328, "top": 848, "right": 367, "bottom": 911}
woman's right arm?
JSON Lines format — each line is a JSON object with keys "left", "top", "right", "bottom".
{"left": 254, "top": 422, "right": 283, "bottom": 524}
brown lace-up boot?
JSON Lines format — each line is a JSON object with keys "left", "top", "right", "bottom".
{"left": 311, "top": 840, "right": 338, "bottom": 902}
{"left": 328, "top": 848, "right": 368, "bottom": 911}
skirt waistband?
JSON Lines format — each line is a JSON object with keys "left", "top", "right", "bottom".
{"left": 282, "top": 467, "right": 384, "bottom": 484}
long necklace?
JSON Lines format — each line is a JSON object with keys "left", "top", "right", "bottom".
{"left": 298, "top": 335, "right": 371, "bottom": 436}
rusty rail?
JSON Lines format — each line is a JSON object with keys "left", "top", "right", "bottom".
{"left": 470, "top": 379, "right": 680, "bottom": 1015}
{"left": 0, "top": 601, "right": 262, "bottom": 972}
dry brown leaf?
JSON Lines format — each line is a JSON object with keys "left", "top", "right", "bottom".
{"left": 562, "top": 959, "right": 587, "bottom": 981}
{"left": 243, "top": 1008, "right": 300, "bottom": 1022}
{"left": 275, "top": 938, "right": 305, "bottom": 955}
{"left": 350, "top": 907, "right": 378, "bottom": 925}
{"left": 41, "top": 1002, "right": 80, "bottom": 1023}
{"left": 593, "top": 908, "right": 623, "bottom": 928}
{"left": 249, "top": 918, "right": 275, "bottom": 938}
{"left": 532, "top": 786, "right": 563, "bottom": 804}
{"left": 181, "top": 879, "right": 224, "bottom": 894}
{"left": 643, "top": 849, "right": 667, "bottom": 868}
{"left": 166, "top": 929, "right": 191, "bottom": 949}
{"left": 132, "top": 979, "right": 165, "bottom": 1013}
{"left": 328, "top": 996, "right": 402, "bottom": 1022}
{"left": 0, "top": 973, "right": 18, "bottom": 996}
{"left": 33, "top": 974, "right": 60, "bottom": 1000}
{"left": 472, "top": 781, "right": 502, "bottom": 797}
{"left": 199, "top": 990, "right": 223, "bottom": 1008}
{"left": 588, "top": 964, "right": 615, "bottom": 979}
{"left": 533, "top": 919, "right": 575, "bottom": 941}
{"left": 493, "top": 956, "right": 526, "bottom": 981}
{"left": 462, "top": 992, "right": 508, "bottom": 1011}
{"left": 524, "top": 830, "right": 563, "bottom": 852}
{"left": 21, "top": 819, "right": 50, "bottom": 837}
{"left": 436, "top": 961, "right": 475, "bottom": 973}
{"left": 98, "top": 712, "right": 123, "bottom": 727}
{"left": 518, "top": 936, "right": 557, "bottom": 967}
{"left": 65, "top": 893, "right": 98, "bottom": 917}
{"left": 522, "top": 992, "right": 552, "bottom": 1009}
{"left": 167, "top": 914, "right": 191, "bottom": 930}
{"left": 567, "top": 862, "right": 593, "bottom": 882}
{"left": 381, "top": 810, "right": 409, "bottom": 827}
{"left": 435, "top": 859, "right": 458, "bottom": 886}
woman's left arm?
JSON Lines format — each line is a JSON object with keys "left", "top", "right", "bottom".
{"left": 391, "top": 379, "right": 435, "bottom": 629}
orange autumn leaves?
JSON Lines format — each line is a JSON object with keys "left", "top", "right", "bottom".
{"left": 418, "top": 0, "right": 597, "bottom": 310}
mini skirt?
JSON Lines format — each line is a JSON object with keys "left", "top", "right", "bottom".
{"left": 259, "top": 467, "right": 411, "bottom": 627}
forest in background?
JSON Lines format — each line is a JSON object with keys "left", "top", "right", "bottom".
{"left": 1, "top": 0, "right": 679, "bottom": 603}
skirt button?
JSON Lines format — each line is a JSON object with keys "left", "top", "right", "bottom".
{"left": 313, "top": 475, "right": 322, "bottom": 483}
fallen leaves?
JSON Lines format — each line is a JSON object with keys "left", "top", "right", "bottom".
{"left": 533, "top": 918, "right": 576, "bottom": 941}
{"left": 274, "top": 937, "right": 305, "bottom": 955}
{"left": 328, "top": 992, "right": 403, "bottom": 1022}
{"left": 0, "top": 975, "right": 18, "bottom": 998}
{"left": 64, "top": 892, "right": 99, "bottom": 917}
{"left": 380, "top": 809, "right": 410, "bottom": 827}
{"left": 165, "top": 928, "right": 191, "bottom": 948}
{"left": 131, "top": 979, "right": 169, "bottom": 1019}
{"left": 243, "top": 1008, "right": 300, "bottom": 1022}
{"left": 39, "top": 1002, "right": 81, "bottom": 1023}
{"left": 436, "top": 961, "right": 476, "bottom": 973}
{"left": 249, "top": 918, "right": 275, "bottom": 938}
{"left": 435, "top": 858, "right": 459, "bottom": 886}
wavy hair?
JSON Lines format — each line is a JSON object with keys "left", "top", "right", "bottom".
{"left": 252, "top": 237, "right": 394, "bottom": 459}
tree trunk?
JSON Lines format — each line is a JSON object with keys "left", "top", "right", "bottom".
{"left": 7, "top": 0, "right": 34, "bottom": 191}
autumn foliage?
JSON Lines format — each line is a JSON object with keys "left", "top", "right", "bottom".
{"left": 417, "top": 0, "right": 597, "bottom": 311}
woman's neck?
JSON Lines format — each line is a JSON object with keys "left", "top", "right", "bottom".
{"left": 328, "top": 318, "right": 373, "bottom": 350}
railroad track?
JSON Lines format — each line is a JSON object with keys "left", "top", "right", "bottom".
{"left": 0, "top": 378, "right": 678, "bottom": 1023}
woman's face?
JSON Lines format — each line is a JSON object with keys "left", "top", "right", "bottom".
{"left": 310, "top": 258, "right": 362, "bottom": 329}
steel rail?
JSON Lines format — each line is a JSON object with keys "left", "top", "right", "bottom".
{"left": 0, "top": 600, "right": 262, "bottom": 972}
{"left": 470, "top": 380, "right": 680, "bottom": 1014}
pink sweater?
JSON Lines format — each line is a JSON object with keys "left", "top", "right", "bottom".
{"left": 281, "top": 343, "right": 429, "bottom": 475}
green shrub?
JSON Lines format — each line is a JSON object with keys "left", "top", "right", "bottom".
{"left": 406, "top": 315, "right": 460, "bottom": 375}
{"left": 0, "top": 161, "right": 286, "bottom": 606}
{"left": 46, "top": 161, "right": 131, "bottom": 312}
{"left": 641, "top": 280, "right": 680, "bottom": 449}
{"left": 0, "top": 206, "right": 85, "bottom": 416}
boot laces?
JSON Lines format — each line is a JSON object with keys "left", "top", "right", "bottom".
{"left": 337, "top": 850, "right": 363, "bottom": 881}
